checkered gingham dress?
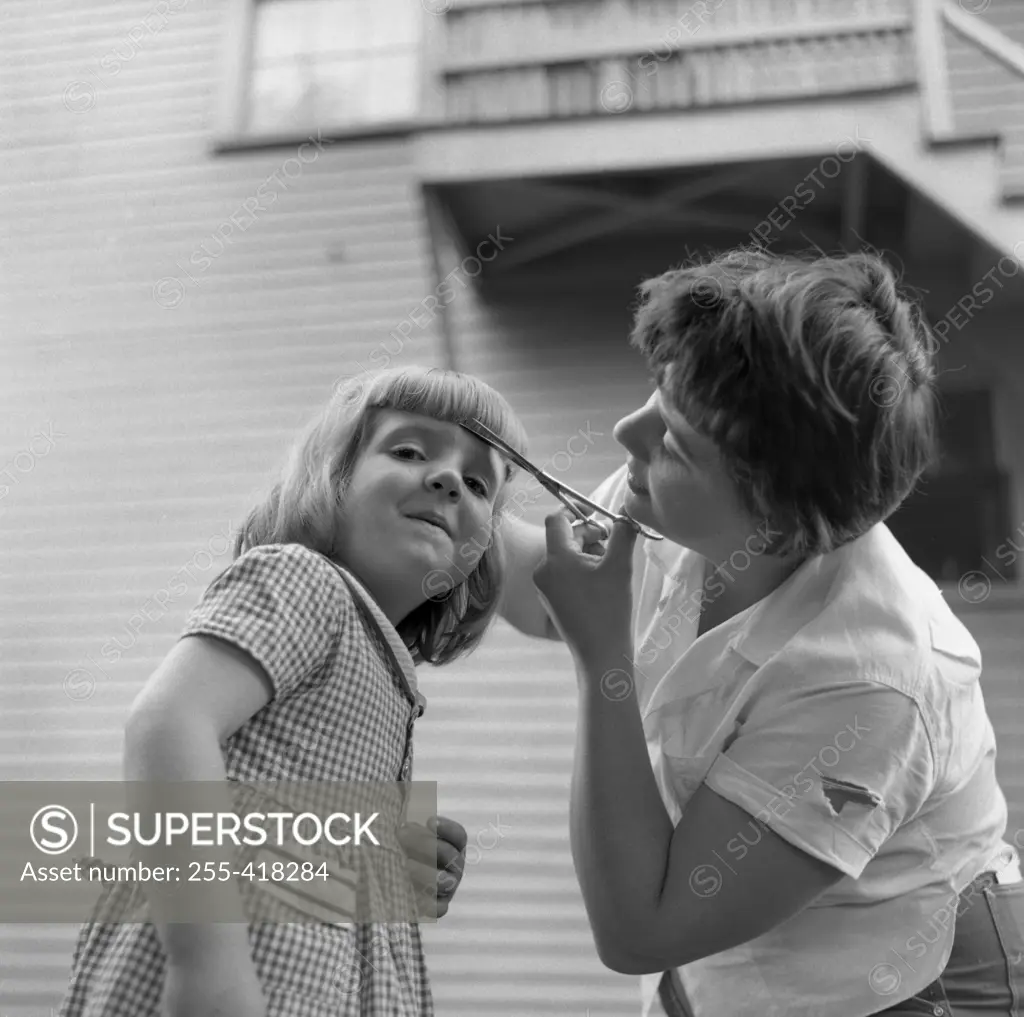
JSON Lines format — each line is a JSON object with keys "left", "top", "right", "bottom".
{"left": 58, "top": 543, "right": 433, "bottom": 1017}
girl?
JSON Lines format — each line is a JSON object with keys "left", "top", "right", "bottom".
{"left": 502, "top": 249, "right": 1024, "bottom": 1016}
{"left": 58, "top": 365, "right": 529, "bottom": 1017}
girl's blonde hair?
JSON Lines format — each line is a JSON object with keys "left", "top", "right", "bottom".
{"left": 234, "top": 365, "right": 529, "bottom": 667}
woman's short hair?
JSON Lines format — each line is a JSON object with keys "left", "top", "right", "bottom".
{"left": 629, "top": 247, "right": 938, "bottom": 558}
{"left": 234, "top": 365, "right": 529, "bottom": 666}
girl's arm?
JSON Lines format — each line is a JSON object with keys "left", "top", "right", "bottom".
{"left": 123, "top": 634, "right": 275, "bottom": 967}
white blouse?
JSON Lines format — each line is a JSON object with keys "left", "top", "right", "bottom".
{"left": 587, "top": 465, "right": 1012, "bottom": 1017}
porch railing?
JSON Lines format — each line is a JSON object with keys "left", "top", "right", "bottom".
{"left": 424, "top": 0, "right": 917, "bottom": 124}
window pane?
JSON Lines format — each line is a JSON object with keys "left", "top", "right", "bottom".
{"left": 247, "top": 62, "right": 317, "bottom": 133}
{"left": 249, "top": 0, "right": 421, "bottom": 132}
{"left": 253, "top": 0, "right": 322, "bottom": 62}
{"left": 308, "top": 59, "right": 366, "bottom": 124}
{"left": 364, "top": 0, "right": 421, "bottom": 49}
{"left": 313, "top": 52, "right": 418, "bottom": 124}
{"left": 315, "top": 1, "right": 377, "bottom": 56}
{"left": 256, "top": 0, "right": 421, "bottom": 58}
{"left": 362, "top": 51, "right": 419, "bottom": 119}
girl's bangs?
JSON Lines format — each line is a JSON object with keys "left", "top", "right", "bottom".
{"left": 365, "top": 368, "right": 528, "bottom": 479}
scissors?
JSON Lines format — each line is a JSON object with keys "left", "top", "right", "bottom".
{"left": 461, "top": 418, "right": 664, "bottom": 541}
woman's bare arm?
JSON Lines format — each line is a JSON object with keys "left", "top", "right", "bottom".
{"left": 498, "top": 515, "right": 561, "bottom": 640}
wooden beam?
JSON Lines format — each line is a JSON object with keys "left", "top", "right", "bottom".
{"left": 841, "top": 156, "right": 868, "bottom": 250}
{"left": 525, "top": 174, "right": 763, "bottom": 230}
{"left": 495, "top": 165, "right": 763, "bottom": 271}
{"left": 422, "top": 188, "right": 467, "bottom": 370}
{"left": 415, "top": 95, "right": 904, "bottom": 184}
{"left": 524, "top": 165, "right": 762, "bottom": 216}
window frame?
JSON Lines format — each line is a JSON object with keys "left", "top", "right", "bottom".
{"left": 212, "top": 0, "right": 443, "bottom": 152}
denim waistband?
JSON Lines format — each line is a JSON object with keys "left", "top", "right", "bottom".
{"left": 657, "top": 863, "right": 1021, "bottom": 1017}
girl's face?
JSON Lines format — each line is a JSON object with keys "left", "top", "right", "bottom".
{"left": 332, "top": 409, "right": 505, "bottom": 624}
{"left": 613, "top": 388, "right": 758, "bottom": 557}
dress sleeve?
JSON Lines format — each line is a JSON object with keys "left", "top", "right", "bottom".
{"left": 180, "top": 543, "right": 349, "bottom": 701}
{"left": 703, "top": 675, "right": 937, "bottom": 878}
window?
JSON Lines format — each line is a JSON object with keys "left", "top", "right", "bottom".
{"left": 242, "top": 0, "right": 422, "bottom": 137}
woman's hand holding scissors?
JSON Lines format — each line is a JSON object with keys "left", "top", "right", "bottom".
{"left": 532, "top": 509, "right": 638, "bottom": 672}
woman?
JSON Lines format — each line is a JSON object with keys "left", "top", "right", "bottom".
{"left": 500, "top": 249, "right": 1024, "bottom": 1016}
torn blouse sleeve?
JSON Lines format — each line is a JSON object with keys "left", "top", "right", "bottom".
{"left": 702, "top": 678, "right": 937, "bottom": 879}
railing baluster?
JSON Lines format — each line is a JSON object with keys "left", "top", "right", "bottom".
{"left": 431, "top": 0, "right": 917, "bottom": 124}
{"left": 913, "top": 0, "right": 955, "bottom": 139}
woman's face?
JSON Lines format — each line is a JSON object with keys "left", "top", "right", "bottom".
{"left": 332, "top": 409, "right": 505, "bottom": 622}
{"left": 613, "top": 388, "right": 759, "bottom": 556}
